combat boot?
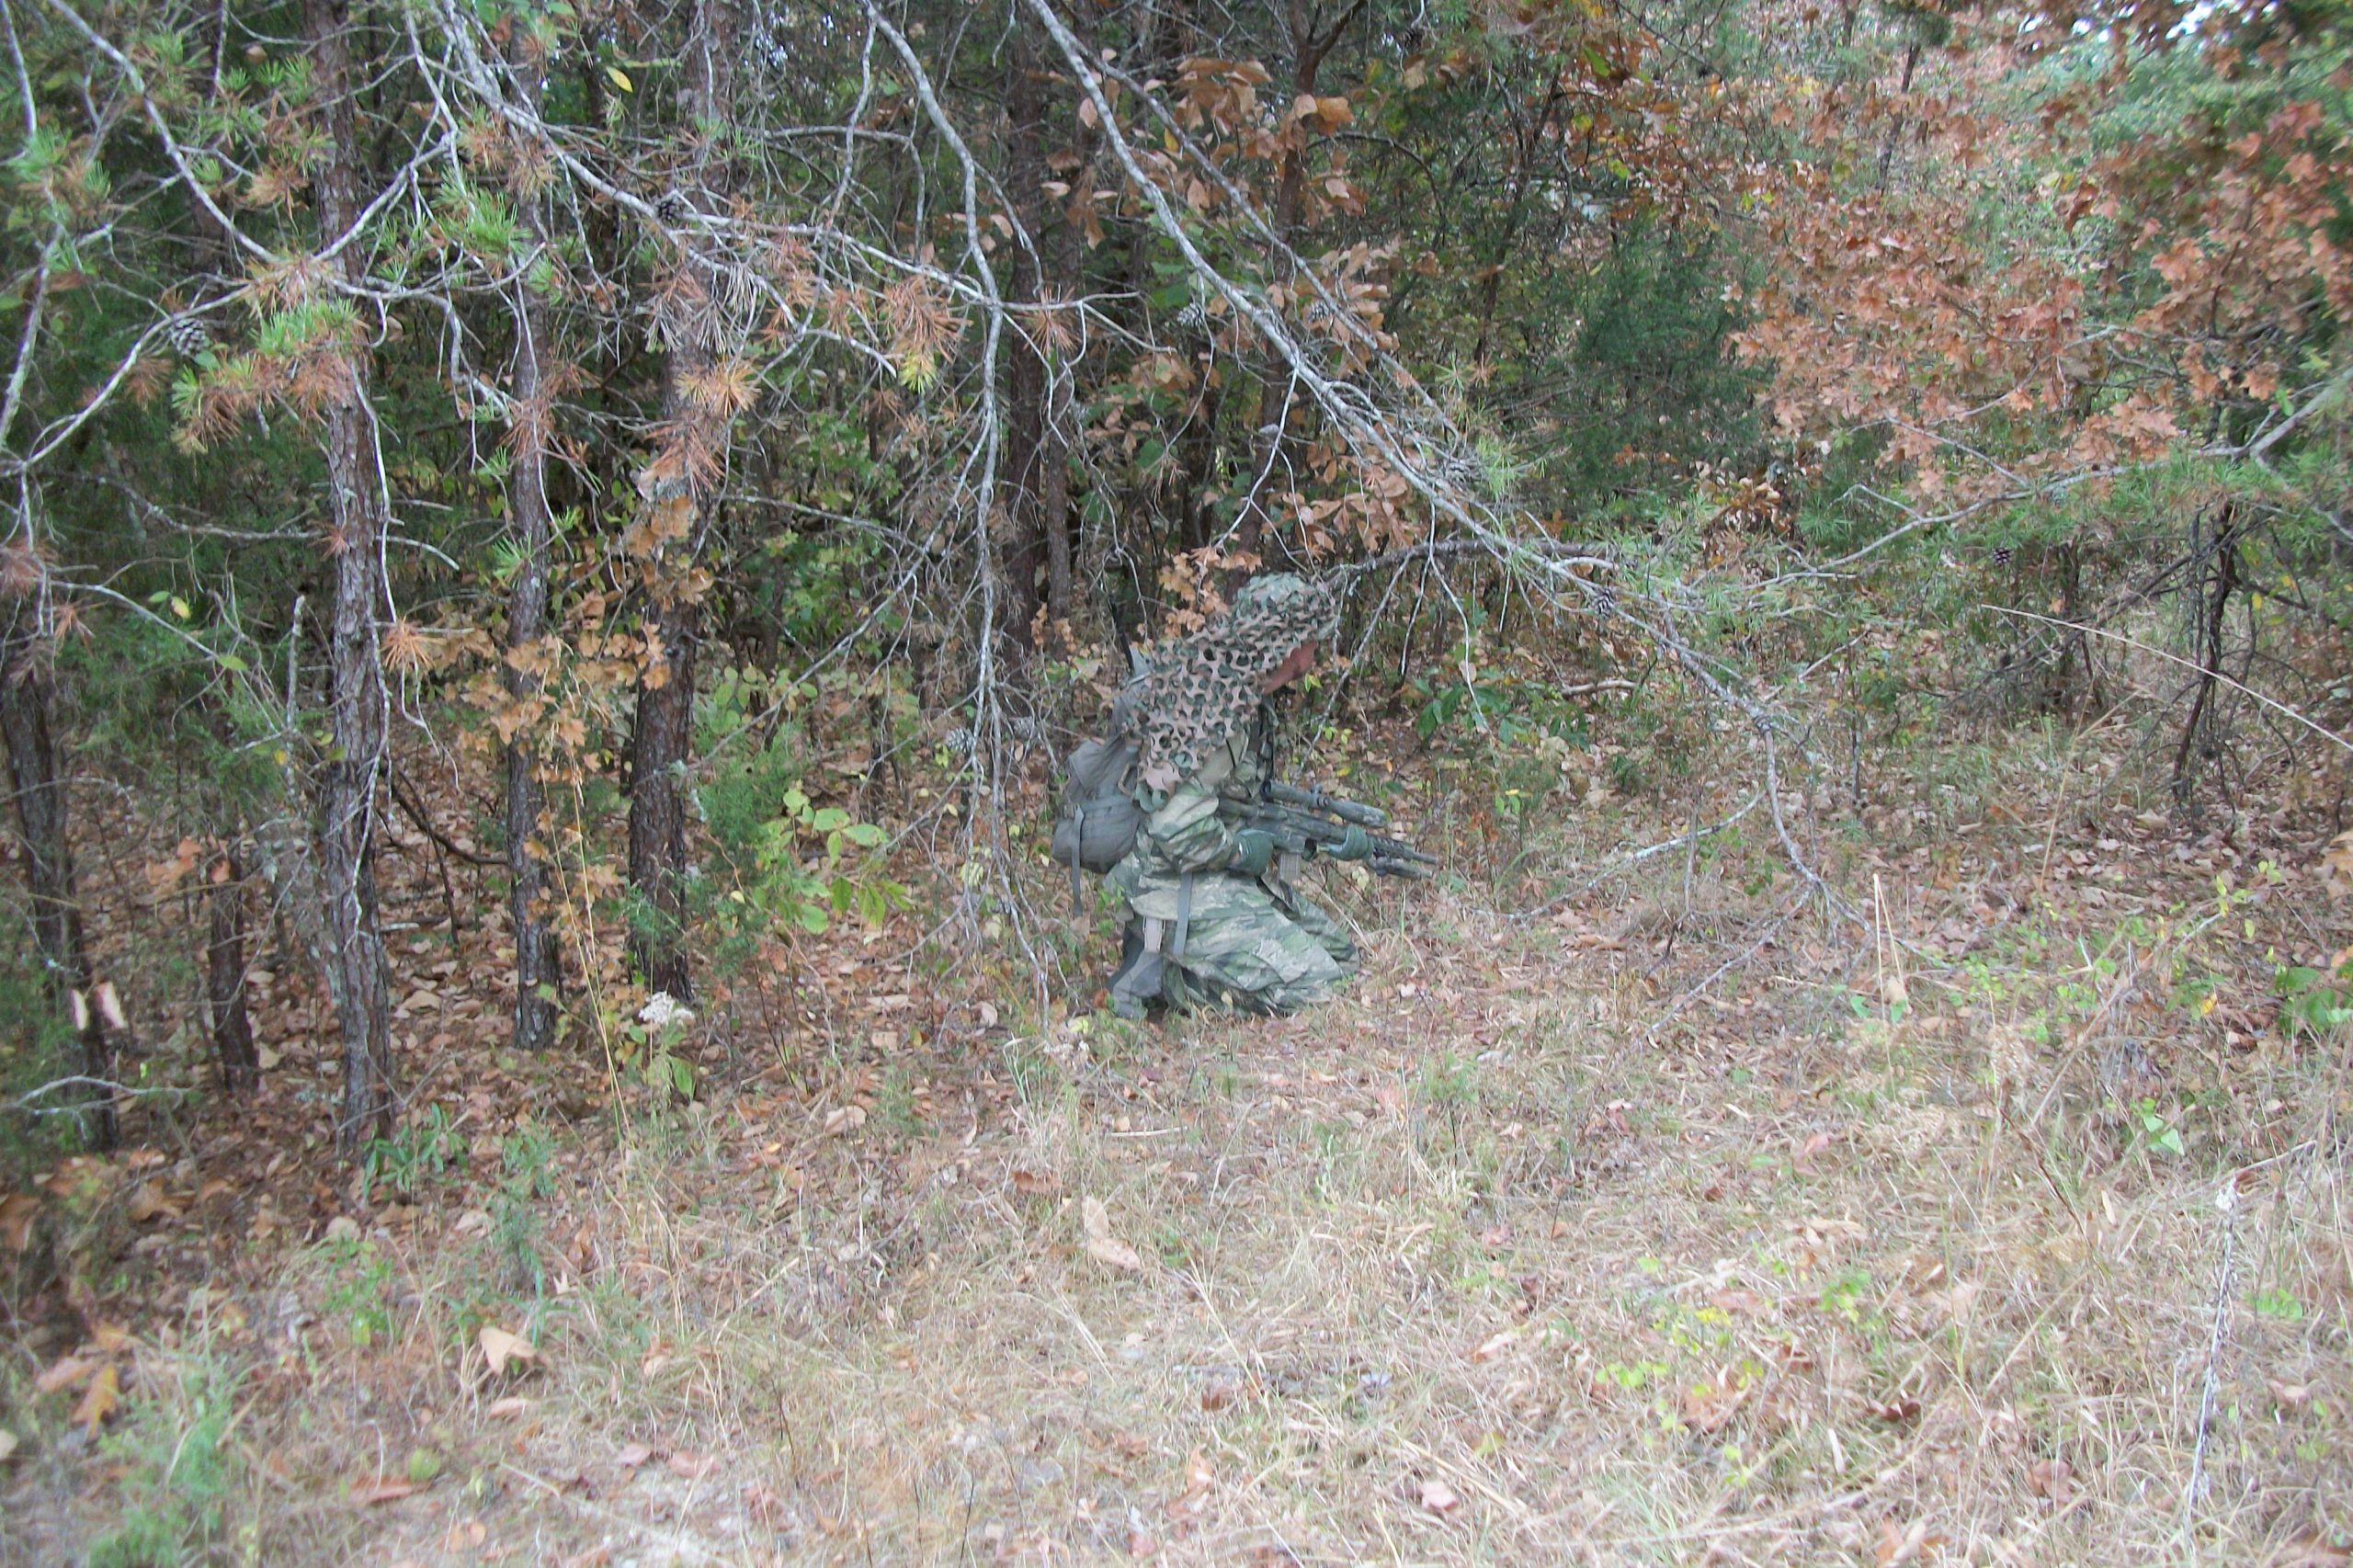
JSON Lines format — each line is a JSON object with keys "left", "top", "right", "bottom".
{"left": 1108, "top": 921, "right": 1165, "bottom": 1019}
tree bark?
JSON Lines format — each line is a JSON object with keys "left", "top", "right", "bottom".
{"left": 626, "top": 0, "right": 737, "bottom": 1002}
{"left": 1040, "top": 94, "right": 1094, "bottom": 634}
{"left": 503, "top": 28, "right": 561, "bottom": 1051}
{"left": 304, "top": 0, "right": 396, "bottom": 1153}
{"left": 206, "top": 849, "right": 257, "bottom": 1092}
{"left": 0, "top": 611, "right": 114, "bottom": 1147}
{"left": 1231, "top": 0, "right": 1326, "bottom": 566}
{"left": 998, "top": 15, "right": 1051, "bottom": 655}
{"left": 628, "top": 585, "right": 698, "bottom": 1000}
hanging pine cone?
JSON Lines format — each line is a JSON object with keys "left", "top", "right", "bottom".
{"left": 165, "top": 312, "right": 211, "bottom": 358}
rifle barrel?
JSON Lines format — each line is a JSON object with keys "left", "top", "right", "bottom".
{"left": 1263, "top": 779, "right": 1388, "bottom": 828}
{"left": 1238, "top": 802, "right": 1438, "bottom": 868}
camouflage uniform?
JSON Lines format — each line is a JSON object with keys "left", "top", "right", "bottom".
{"left": 1103, "top": 575, "right": 1358, "bottom": 1017}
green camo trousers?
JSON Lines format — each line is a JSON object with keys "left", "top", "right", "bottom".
{"left": 1150, "top": 877, "right": 1358, "bottom": 1015}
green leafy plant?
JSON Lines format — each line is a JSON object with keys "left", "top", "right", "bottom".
{"left": 360, "top": 1105, "right": 469, "bottom": 1199}
{"left": 2275, "top": 960, "right": 2353, "bottom": 1042}
{"left": 86, "top": 1353, "right": 243, "bottom": 1568}
{"left": 737, "top": 784, "right": 901, "bottom": 936}
{"left": 320, "top": 1235, "right": 395, "bottom": 1348}
{"left": 2134, "top": 1099, "right": 2187, "bottom": 1158}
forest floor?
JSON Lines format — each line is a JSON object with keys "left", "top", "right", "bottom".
{"left": 3, "top": 711, "right": 2351, "bottom": 1566}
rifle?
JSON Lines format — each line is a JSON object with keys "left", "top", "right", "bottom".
{"left": 1223, "top": 781, "right": 1438, "bottom": 880}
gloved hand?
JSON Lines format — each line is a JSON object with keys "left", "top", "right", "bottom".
{"left": 1328, "top": 824, "right": 1373, "bottom": 862}
{"left": 1228, "top": 830, "right": 1277, "bottom": 875}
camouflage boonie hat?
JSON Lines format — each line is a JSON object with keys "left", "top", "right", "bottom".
{"left": 1115, "top": 574, "right": 1341, "bottom": 792}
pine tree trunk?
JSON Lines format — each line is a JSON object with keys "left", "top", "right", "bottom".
{"left": 0, "top": 613, "right": 114, "bottom": 1147}
{"left": 628, "top": 586, "right": 698, "bottom": 1000}
{"left": 503, "top": 30, "right": 561, "bottom": 1051}
{"left": 305, "top": 0, "right": 395, "bottom": 1153}
{"left": 625, "top": 0, "right": 736, "bottom": 1002}
{"left": 1039, "top": 49, "right": 1093, "bottom": 636}
{"left": 1232, "top": 0, "right": 1318, "bottom": 568}
{"left": 206, "top": 850, "right": 257, "bottom": 1092}
{"left": 998, "top": 17, "right": 1050, "bottom": 654}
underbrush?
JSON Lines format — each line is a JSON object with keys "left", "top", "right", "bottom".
{"left": 4, "top": 697, "right": 2348, "bottom": 1564}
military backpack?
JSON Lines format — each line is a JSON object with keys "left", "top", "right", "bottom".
{"left": 1051, "top": 735, "right": 1145, "bottom": 904}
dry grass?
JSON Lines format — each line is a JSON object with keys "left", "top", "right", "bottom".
{"left": 6, "top": 722, "right": 2351, "bottom": 1567}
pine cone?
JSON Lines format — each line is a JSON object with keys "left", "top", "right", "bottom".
{"left": 165, "top": 313, "right": 211, "bottom": 358}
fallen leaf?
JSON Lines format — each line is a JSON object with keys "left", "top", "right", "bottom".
{"left": 74, "top": 1365, "right": 119, "bottom": 1435}
{"left": 1082, "top": 1196, "right": 1145, "bottom": 1273}
{"left": 613, "top": 1441, "right": 653, "bottom": 1468}
{"left": 356, "top": 1478, "right": 417, "bottom": 1506}
{"left": 34, "top": 1356, "right": 93, "bottom": 1395}
{"left": 1875, "top": 1518, "right": 1931, "bottom": 1564}
{"left": 1165, "top": 1447, "right": 1214, "bottom": 1517}
{"left": 484, "top": 1396, "right": 531, "bottom": 1419}
{"left": 126, "top": 1183, "right": 169, "bottom": 1223}
{"left": 478, "top": 1325, "right": 536, "bottom": 1376}
{"left": 0, "top": 1427, "right": 17, "bottom": 1463}
{"left": 1470, "top": 1329, "right": 1519, "bottom": 1362}
{"left": 666, "top": 1449, "right": 719, "bottom": 1480}
{"left": 823, "top": 1105, "right": 868, "bottom": 1136}
{"left": 2269, "top": 1379, "right": 2313, "bottom": 1412}
{"left": 2321, "top": 829, "right": 2353, "bottom": 901}
{"left": 2025, "top": 1456, "right": 2073, "bottom": 1506}
{"left": 1419, "top": 1477, "right": 1461, "bottom": 1515}
{"left": 1, "top": 1192, "right": 41, "bottom": 1252}
{"left": 1009, "top": 1163, "right": 1061, "bottom": 1197}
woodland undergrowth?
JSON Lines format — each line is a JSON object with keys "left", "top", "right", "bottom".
{"left": 3, "top": 562, "right": 2349, "bottom": 1565}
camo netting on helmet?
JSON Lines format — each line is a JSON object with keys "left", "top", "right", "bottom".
{"left": 1113, "top": 574, "right": 1341, "bottom": 792}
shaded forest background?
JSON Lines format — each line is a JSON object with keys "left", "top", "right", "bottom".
{"left": 4, "top": 0, "right": 2347, "bottom": 1150}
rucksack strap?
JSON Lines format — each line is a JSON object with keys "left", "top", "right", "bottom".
{"left": 1068, "top": 805, "right": 1088, "bottom": 914}
{"left": 1171, "top": 872, "right": 1196, "bottom": 960}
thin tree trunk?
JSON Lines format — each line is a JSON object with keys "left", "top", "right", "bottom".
{"left": 503, "top": 28, "right": 561, "bottom": 1051}
{"left": 998, "top": 16, "right": 1050, "bottom": 655}
{"left": 2173, "top": 505, "right": 2240, "bottom": 803}
{"left": 0, "top": 611, "right": 114, "bottom": 1147}
{"left": 628, "top": 586, "right": 698, "bottom": 999}
{"left": 1876, "top": 40, "right": 1921, "bottom": 191}
{"left": 1232, "top": 0, "right": 1320, "bottom": 566}
{"left": 1470, "top": 86, "right": 1559, "bottom": 369}
{"left": 206, "top": 849, "right": 257, "bottom": 1092}
{"left": 1040, "top": 101, "right": 1093, "bottom": 634}
{"left": 304, "top": 0, "right": 395, "bottom": 1153}
{"left": 626, "top": 0, "right": 737, "bottom": 1002}
{"left": 1040, "top": 371, "right": 1075, "bottom": 632}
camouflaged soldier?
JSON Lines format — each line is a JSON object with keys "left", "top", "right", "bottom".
{"left": 1101, "top": 574, "right": 1371, "bottom": 1017}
